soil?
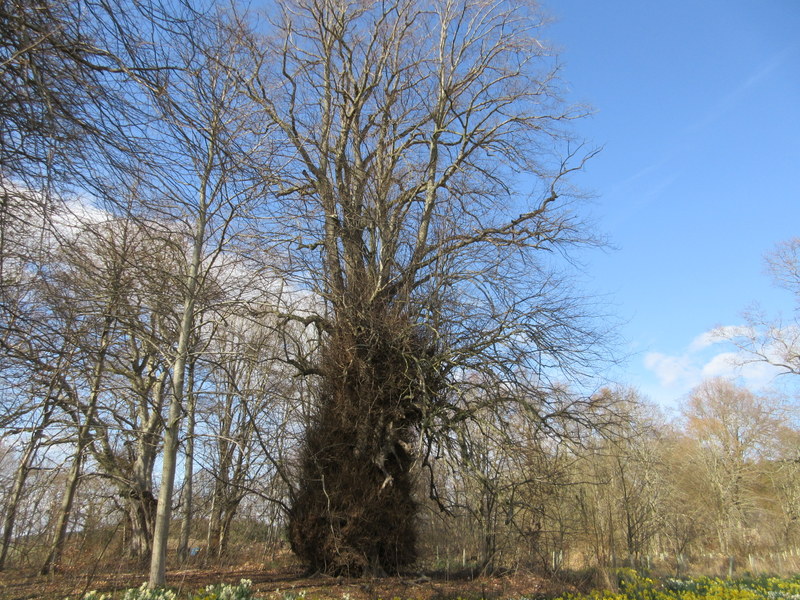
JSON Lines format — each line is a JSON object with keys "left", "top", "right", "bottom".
{"left": 0, "top": 560, "right": 578, "bottom": 600}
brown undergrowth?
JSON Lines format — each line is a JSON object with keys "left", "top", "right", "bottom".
{"left": 0, "top": 560, "right": 576, "bottom": 600}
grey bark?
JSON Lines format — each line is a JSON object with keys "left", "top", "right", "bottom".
{"left": 176, "top": 360, "right": 196, "bottom": 563}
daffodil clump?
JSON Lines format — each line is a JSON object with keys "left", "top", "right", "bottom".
{"left": 188, "top": 579, "right": 254, "bottom": 600}
{"left": 559, "top": 570, "right": 800, "bottom": 600}
{"left": 67, "top": 579, "right": 254, "bottom": 600}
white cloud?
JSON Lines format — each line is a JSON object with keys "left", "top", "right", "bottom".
{"left": 739, "top": 360, "right": 785, "bottom": 388}
{"left": 700, "top": 351, "right": 739, "bottom": 378}
{"left": 688, "top": 331, "right": 717, "bottom": 352}
{"left": 642, "top": 326, "right": 791, "bottom": 404}
{"left": 689, "top": 326, "right": 754, "bottom": 352}
{"left": 643, "top": 352, "right": 694, "bottom": 387}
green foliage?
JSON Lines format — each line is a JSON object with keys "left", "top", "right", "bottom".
{"left": 67, "top": 579, "right": 253, "bottom": 600}
{"left": 560, "top": 571, "right": 800, "bottom": 600}
{"left": 188, "top": 579, "right": 254, "bottom": 600}
{"left": 121, "top": 584, "right": 178, "bottom": 600}
{"left": 66, "top": 583, "right": 178, "bottom": 600}
{"left": 76, "top": 592, "right": 113, "bottom": 600}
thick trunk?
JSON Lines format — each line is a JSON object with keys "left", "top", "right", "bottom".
{"left": 288, "top": 311, "right": 439, "bottom": 575}
{"left": 121, "top": 418, "right": 160, "bottom": 562}
{"left": 124, "top": 486, "right": 158, "bottom": 562}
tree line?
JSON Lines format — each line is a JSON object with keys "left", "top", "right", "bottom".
{"left": 3, "top": 363, "right": 800, "bottom": 579}
{"left": 1, "top": 0, "right": 797, "bottom": 586}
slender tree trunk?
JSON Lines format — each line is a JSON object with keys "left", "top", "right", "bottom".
{"left": 177, "top": 360, "right": 196, "bottom": 563}
{"left": 207, "top": 497, "right": 241, "bottom": 562}
{"left": 148, "top": 301, "right": 193, "bottom": 586}
{"left": 0, "top": 444, "right": 38, "bottom": 570}
{"left": 205, "top": 490, "right": 216, "bottom": 561}
{"left": 148, "top": 191, "right": 206, "bottom": 587}
{"left": 206, "top": 453, "right": 230, "bottom": 561}
{"left": 41, "top": 318, "right": 113, "bottom": 574}
{"left": 207, "top": 387, "right": 234, "bottom": 562}
{"left": 41, "top": 451, "right": 82, "bottom": 574}
{"left": 0, "top": 399, "right": 56, "bottom": 570}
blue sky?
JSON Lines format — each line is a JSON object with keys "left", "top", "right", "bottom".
{"left": 545, "top": 1, "right": 800, "bottom": 409}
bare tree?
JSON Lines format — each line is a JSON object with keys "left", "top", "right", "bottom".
{"left": 716, "top": 238, "right": 800, "bottom": 377}
{"left": 2, "top": 0, "right": 278, "bottom": 580}
{"left": 768, "top": 426, "right": 800, "bottom": 547}
{"left": 1, "top": 0, "right": 629, "bottom": 579}
{"left": 0, "top": 0, "right": 114, "bottom": 176}
{"left": 683, "top": 378, "right": 786, "bottom": 556}
{"left": 40, "top": 281, "right": 114, "bottom": 572}
{"left": 126, "top": 8, "right": 271, "bottom": 587}
{"left": 249, "top": 0, "right": 610, "bottom": 575}
{"left": 0, "top": 395, "right": 58, "bottom": 570}
{"left": 0, "top": 0, "right": 141, "bottom": 292}
{"left": 15, "top": 212, "right": 179, "bottom": 564}
{"left": 0, "top": 205, "right": 83, "bottom": 571}
{"left": 574, "top": 389, "right": 667, "bottom": 570}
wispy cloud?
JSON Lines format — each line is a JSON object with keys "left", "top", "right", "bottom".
{"left": 643, "top": 352, "right": 694, "bottom": 387}
{"left": 682, "top": 43, "right": 798, "bottom": 137}
{"left": 642, "top": 326, "right": 788, "bottom": 402}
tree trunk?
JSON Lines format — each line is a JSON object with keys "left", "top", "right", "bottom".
{"left": 40, "top": 448, "right": 82, "bottom": 574}
{"left": 148, "top": 143, "right": 207, "bottom": 585}
{"left": 0, "top": 399, "right": 55, "bottom": 570}
{"left": 148, "top": 327, "right": 190, "bottom": 586}
{"left": 41, "top": 317, "right": 112, "bottom": 574}
{"left": 218, "top": 506, "right": 238, "bottom": 561}
{"left": 124, "top": 486, "right": 158, "bottom": 562}
{"left": 207, "top": 497, "right": 223, "bottom": 562}
{"left": 176, "top": 360, "right": 196, "bottom": 563}
{"left": 0, "top": 446, "right": 37, "bottom": 570}
{"left": 148, "top": 217, "right": 204, "bottom": 586}
{"left": 288, "top": 313, "right": 437, "bottom": 575}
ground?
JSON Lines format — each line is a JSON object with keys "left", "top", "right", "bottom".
{"left": 0, "top": 561, "right": 576, "bottom": 600}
